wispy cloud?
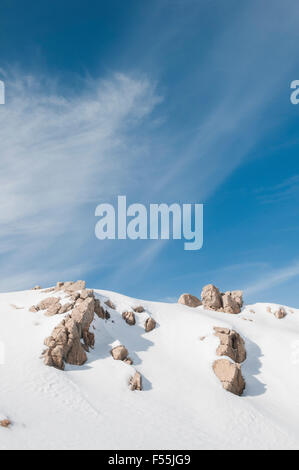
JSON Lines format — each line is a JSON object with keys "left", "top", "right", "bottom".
{"left": 244, "top": 260, "right": 299, "bottom": 296}
{"left": 0, "top": 71, "right": 161, "bottom": 290}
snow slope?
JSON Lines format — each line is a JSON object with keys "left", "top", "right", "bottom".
{"left": 0, "top": 287, "right": 299, "bottom": 450}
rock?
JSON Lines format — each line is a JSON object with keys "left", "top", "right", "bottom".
{"left": 64, "top": 280, "right": 86, "bottom": 293}
{"left": 111, "top": 345, "right": 128, "bottom": 361}
{"left": 129, "top": 372, "right": 142, "bottom": 391}
{"left": 105, "top": 299, "right": 116, "bottom": 309}
{"left": 32, "top": 285, "right": 42, "bottom": 290}
{"left": 122, "top": 311, "right": 136, "bottom": 326}
{"left": 201, "top": 285, "right": 243, "bottom": 314}
{"left": 94, "top": 299, "right": 110, "bottom": 319}
{"left": 43, "top": 296, "right": 95, "bottom": 370}
{"left": 0, "top": 419, "right": 11, "bottom": 428}
{"left": 145, "top": 317, "right": 156, "bottom": 332}
{"left": 222, "top": 291, "right": 243, "bottom": 314}
{"left": 213, "top": 359, "right": 245, "bottom": 396}
{"left": 178, "top": 293, "right": 202, "bottom": 308}
{"left": 133, "top": 306, "right": 145, "bottom": 313}
{"left": 201, "top": 285, "right": 223, "bottom": 311}
{"left": 29, "top": 305, "right": 39, "bottom": 313}
{"left": 45, "top": 302, "right": 62, "bottom": 317}
{"left": 38, "top": 297, "right": 61, "bottom": 311}
{"left": 274, "top": 307, "right": 287, "bottom": 320}
{"left": 56, "top": 282, "right": 64, "bottom": 289}
{"left": 58, "top": 302, "right": 74, "bottom": 314}
{"left": 124, "top": 357, "right": 133, "bottom": 365}
{"left": 214, "top": 327, "right": 246, "bottom": 363}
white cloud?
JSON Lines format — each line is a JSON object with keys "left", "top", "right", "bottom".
{"left": 0, "top": 71, "right": 161, "bottom": 290}
{"left": 244, "top": 261, "right": 299, "bottom": 296}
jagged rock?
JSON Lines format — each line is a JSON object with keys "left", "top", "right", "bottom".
{"left": 56, "top": 282, "right": 64, "bottom": 289}
{"left": 45, "top": 302, "right": 62, "bottom": 317}
{"left": 274, "top": 307, "right": 287, "bottom": 320}
{"left": 214, "top": 327, "right": 246, "bottom": 363}
{"left": 122, "top": 311, "right": 136, "bottom": 326}
{"left": 94, "top": 299, "right": 110, "bottom": 319}
{"left": 124, "top": 357, "right": 133, "bottom": 365}
{"left": 29, "top": 306, "right": 39, "bottom": 313}
{"left": 201, "top": 285, "right": 223, "bottom": 311}
{"left": 0, "top": 419, "right": 11, "bottom": 428}
{"left": 145, "top": 317, "right": 156, "bottom": 332}
{"left": 32, "top": 285, "right": 42, "bottom": 290}
{"left": 222, "top": 291, "right": 243, "bottom": 314}
{"left": 64, "top": 280, "right": 86, "bottom": 293}
{"left": 129, "top": 372, "right": 142, "bottom": 391}
{"left": 133, "top": 306, "right": 145, "bottom": 313}
{"left": 58, "top": 302, "right": 74, "bottom": 314}
{"left": 111, "top": 345, "right": 128, "bottom": 361}
{"left": 105, "top": 299, "right": 116, "bottom": 309}
{"left": 213, "top": 359, "right": 245, "bottom": 396}
{"left": 201, "top": 285, "right": 243, "bottom": 314}
{"left": 178, "top": 293, "right": 202, "bottom": 308}
{"left": 43, "top": 296, "right": 95, "bottom": 370}
{"left": 38, "top": 297, "right": 61, "bottom": 311}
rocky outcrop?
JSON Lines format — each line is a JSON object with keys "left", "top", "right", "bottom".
{"left": 213, "top": 359, "right": 245, "bottom": 396}
{"left": 201, "top": 284, "right": 243, "bottom": 314}
{"left": 214, "top": 327, "right": 246, "bottom": 363}
{"left": 178, "top": 293, "right": 202, "bottom": 308}
{"left": 32, "top": 285, "right": 42, "bottom": 290}
{"left": 111, "top": 345, "right": 129, "bottom": 361}
{"left": 43, "top": 296, "right": 95, "bottom": 370}
{"left": 145, "top": 317, "right": 156, "bottom": 332}
{"left": 129, "top": 372, "right": 142, "bottom": 391}
{"left": 122, "top": 311, "right": 136, "bottom": 326}
{"left": 274, "top": 307, "right": 287, "bottom": 320}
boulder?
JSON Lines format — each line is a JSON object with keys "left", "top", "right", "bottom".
{"left": 32, "top": 285, "right": 42, "bottom": 290}
{"left": 133, "top": 306, "right": 145, "bottom": 313}
{"left": 94, "top": 299, "right": 110, "bottom": 319}
{"left": 58, "top": 302, "right": 74, "bottom": 314}
{"left": 111, "top": 345, "right": 128, "bottom": 361}
{"left": 129, "top": 372, "right": 142, "bottom": 391}
{"left": 0, "top": 419, "right": 11, "bottom": 428}
{"left": 105, "top": 299, "right": 116, "bottom": 309}
{"left": 201, "top": 285, "right": 223, "bottom": 311}
{"left": 178, "top": 293, "right": 202, "bottom": 308}
{"left": 38, "top": 297, "right": 61, "bottom": 311}
{"left": 122, "top": 311, "right": 136, "bottom": 326}
{"left": 145, "top": 317, "right": 156, "bottom": 332}
{"left": 274, "top": 307, "right": 287, "bottom": 320}
{"left": 214, "top": 327, "right": 246, "bottom": 363}
{"left": 45, "top": 302, "right": 62, "bottom": 317}
{"left": 124, "top": 357, "right": 133, "bottom": 365}
{"left": 201, "top": 285, "right": 243, "bottom": 314}
{"left": 213, "top": 359, "right": 245, "bottom": 396}
{"left": 222, "top": 291, "right": 243, "bottom": 314}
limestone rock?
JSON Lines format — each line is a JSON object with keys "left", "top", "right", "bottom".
{"left": 213, "top": 359, "right": 245, "bottom": 396}
{"left": 129, "top": 372, "right": 142, "bottom": 391}
{"left": 105, "top": 299, "right": 116, "bottom": 309}
{"left": 178, "top": 293, "right": 202, "bottom": 308}
{"left": 94, "top": 299, "right": 110, "bottom": 319}
{"left": 274, "top": 307, "right": 287, "bottom": 320}
{"left": 201, "top": 285, "right": 223, "bottom": 311}
{"left": 145, "top": 317, "right": 156, "bottom": 332}
{"left": 0, "top": 419, "right": 11, "bottom": 428}
{"left": 133, "top": 306, "right": 145, "bottom": 313}
{"left": 214, "top": 327, "right": 246, "bottom": 363}
{"left": 222, "top": 291, "right": 243, "bottom": 314}
{"left": 38, "top": 297, "right": 61, "bottom": 311}
{"left": 122, "top": 311, "right": 136, "bottom": 326}
{"left": 111, "top": 345, "right": 128, "bottom": 361}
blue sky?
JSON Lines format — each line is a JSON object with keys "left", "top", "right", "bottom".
{"left": 0, "top": 0, "right": 298, "bottom": 306}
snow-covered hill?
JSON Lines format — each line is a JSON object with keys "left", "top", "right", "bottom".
{"left": 0, "top": 285, "right": 299, "bottom": 450}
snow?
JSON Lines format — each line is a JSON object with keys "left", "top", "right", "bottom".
{"left": 0, "top": 287, "right": 299, "bottom": 450}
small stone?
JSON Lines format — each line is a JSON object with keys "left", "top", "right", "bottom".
{"left": 129, "top": 372, "right": 142, "bottom": 391}
{"left": 111, "top": 345, "right": 128, "bottom": 361}
{"left": 145, "top": 317, "right": 156, "bottom": 332}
